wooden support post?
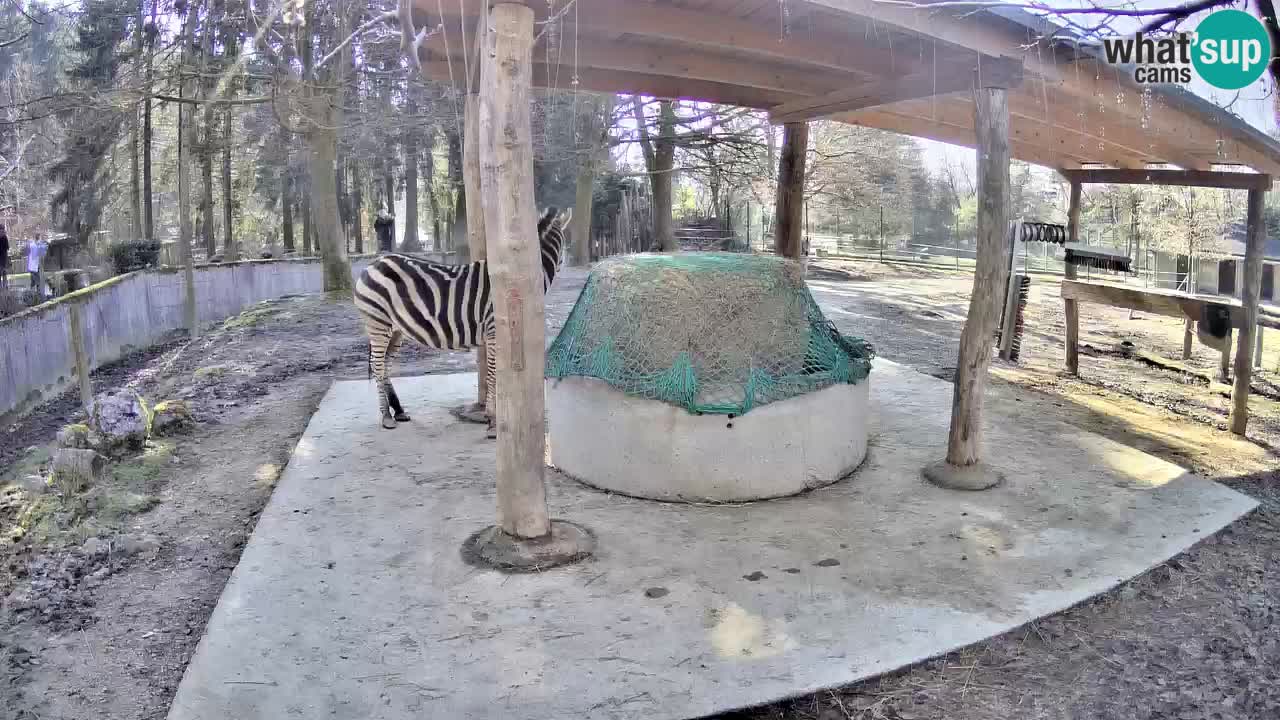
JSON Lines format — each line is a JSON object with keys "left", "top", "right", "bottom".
{"left": 1229, "top": 185, "right": 1268, "bottom": 435}
{"left": 478, "top": 2, "right": 548, "bottom": 539}
{"left": 1255, "top": 326, "right": 1264, "bottom": 369}
{"left": 1064, "top": 180, "right": 1081, "bottom": 375}
{"left": 465, "top": 3, "right": 593, "bottom": 570}
{"left": 924, "top": 79, "right": 1012, "bottom": 491}
{"left": 463, "top": 92, "right": 489, "bottom": 417}
{"left": 774, "top": 122, "right": 807, "bottom": 259}
{"left": 1183, "top": 318, "right": 1194, "bottom": 360}
{"left": 67, "top": 303, "right": 93, "bottom": 409}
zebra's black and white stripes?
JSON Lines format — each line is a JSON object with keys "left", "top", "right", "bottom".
{"left": 353, "top": 206, "right": 572, "bottom": 434}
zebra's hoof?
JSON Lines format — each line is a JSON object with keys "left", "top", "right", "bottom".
{"left": 394, "top": 412, "right": 411, "bottom": 422}
{"left": 381, "top": 416, "right": 398, "bottom": 430}
{"left": 486, "top": 426, "right": 497, "bottom": 440}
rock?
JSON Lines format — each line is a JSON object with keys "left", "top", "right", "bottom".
{"left": 80, "top": 537, "right": 107, "bottom": 557}
{"left": 57, "top": 423, "right": 92, "bottom": 449}
{"left": 151, "top": 400, "right": 195, "bottom": 437}
{"left": 119, "top": 534, "right": 161, "bottom": 557}
{"left": 87, "top": 392, "right": 151, "bottom": 456}
{"left": 19, "top": 474, "right": 49, "bottom": 495}
{"left": 50, "top": 448, "right": 107, "bottom": 494}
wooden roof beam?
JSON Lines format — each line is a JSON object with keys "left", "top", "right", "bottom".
{"left": 417, "top": 60, "right": 800, "bottom": 109}
{"left": 420, "top": 33, "right": 856, "bottom": 97}
{"left": 768, "top": 57, "right": 1021, "bottom": 124}
{"left": 877, "top": 97, "right": 1150, "bottom": 169}
{"left": 1060, "top": 168, "right": 1273, "bottom": 191}
{"left": 841, "top": 109, "right": 1087, "bottom": 170}
{"left": 808, "top": 1, "right": 1280, "bottom": 172}
{"left": 1048, "top": 58, "right": 1280, "bottom": 173}
{"left": 421, "top": 0, "right": 918, "bottom": 78}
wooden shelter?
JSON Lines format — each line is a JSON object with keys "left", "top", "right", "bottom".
{"left": 407, "top": 0, "right": 1279, "bottom": 544}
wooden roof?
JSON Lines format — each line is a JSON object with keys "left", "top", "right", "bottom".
{"left": 414, "top": 0, "right": 1280, "bottom": 176}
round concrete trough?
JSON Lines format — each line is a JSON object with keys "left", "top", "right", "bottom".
{"left": 546, "top": 376, "right": 869, "bottom": 502}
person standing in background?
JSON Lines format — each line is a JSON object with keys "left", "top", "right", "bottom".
{"left": 27, "top": 233, "right": 47, "bottom": 300}
{"left": 0, "top": 224, "right": 9, "bottom": 289}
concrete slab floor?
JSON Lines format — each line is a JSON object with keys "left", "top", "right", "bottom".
{"left": 167, "top": 363, "right": 1257, "bottom": 720}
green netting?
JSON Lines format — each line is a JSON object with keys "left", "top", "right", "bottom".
{"left": 546, "top": 252, "right": 874, "bottom": 416}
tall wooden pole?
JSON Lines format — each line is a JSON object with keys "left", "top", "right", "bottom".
{"left": 478, "top": 2, "right": 548, "bottom": 539}
{"left": 464, "top": 92, "right": 489, "bottom": 414}
{"left": 774, "top": 122, "right": 807, "bottom": 259}
{"left": 1229, "top": 184, "right": 1269, "bottom": 435}
{"left": 924, "top": 73, "right": 1013, "bottom": 491}
{"left": 1064, "top": 180, "right": 1082, "bottom": 375}
{"left": 464, "top": 2, "right": 594, "bottom": 571}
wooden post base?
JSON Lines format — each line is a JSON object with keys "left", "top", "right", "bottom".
{"left": 449, "top": 403, "right": 490, "bottom": 425}
{"left": 460, "top": 520, "right": 596, "bottom": 573}
{"left": 922, "top": 460, "right": 1005, "bottom": 491}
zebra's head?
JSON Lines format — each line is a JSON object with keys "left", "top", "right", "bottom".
{"left": 538, "top": 206, "right": 573, "bottom": 280}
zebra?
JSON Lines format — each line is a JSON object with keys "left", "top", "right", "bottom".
{"left": 353, "top": 206, "right": 572, "bottom": 436}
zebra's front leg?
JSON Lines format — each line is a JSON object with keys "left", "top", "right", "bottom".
{"left": 385, "top": 331, "right": 411, "bottom": 423}
{"left": 484, "top": 328, "right": 497, "bottom": 440}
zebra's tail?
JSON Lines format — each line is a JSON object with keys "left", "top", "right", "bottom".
{"left": 366, "top": 339, "right": 372, "bottom": 382}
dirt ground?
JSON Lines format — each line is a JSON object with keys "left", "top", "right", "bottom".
{"left": 2, "top": 259, "right": 1278, "bottom": 720}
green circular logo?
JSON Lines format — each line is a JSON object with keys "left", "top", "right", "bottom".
{"left": 1192, "top": 10, "right": 1271, "bottom": 90}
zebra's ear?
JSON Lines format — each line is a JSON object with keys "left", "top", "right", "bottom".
{"left": 558, "top": 208, "right": 573, "bottom": 230}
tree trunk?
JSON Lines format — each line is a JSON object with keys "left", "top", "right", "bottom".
{"left": 774, "top": 122, "right": 808, "bottom": 259}
{"left": 201, "top": 115, "right": 215, "bottom": 258}
{"left": 303, "top": 0, "right": 353, "bottom": 293}
{"left": 653, "top": 101, "right": 677, "bottom": 251}
{"left": 401, "top": 94, "right": 422, "bottom": 252}
{"left": 351, "top": 158, "right": 364, "bottom": 254}
{"left": 302, "top": 193, "right": 312, "bottom": 255}
{"left": 282, "top": 172, "right": 295, "bottom": 253}
{"left": 222, "top": 103, "right": 235, "bottom": 260}
{"left": 177, "top": 31, "right": 198, "bottom": 337}
{"left": 573, "top": 94, "right": 614, "bottom": 266}
{"left": 129, "top": 0, "right": 143, "bottom": 240}
{"left": 384, "top": 171, "right": 394, "bottom": 214}
{"left": 447, "top": 129, "right": 465, "bottom": 251}
{"left": 308, "top": 100, "right": 351, "bottom": 291}
{"left": 141, "top": 1, "right": 155, "bottom": 241}
{"left": 424, "top": 135, "right": 443, "bottom": 251}
{"left": 199, "top": 14, "right": 216, "bottom": 260}
{"left": 130, "top": 108, "right": 141, "bottom": 240}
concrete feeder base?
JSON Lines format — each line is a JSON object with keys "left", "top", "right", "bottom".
{"left": 546, "top": 377, "right": 870, "bottom": 503}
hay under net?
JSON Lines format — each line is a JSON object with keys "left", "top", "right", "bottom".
{"left": 546, "top": 252, "right": 874, "bottom": 416}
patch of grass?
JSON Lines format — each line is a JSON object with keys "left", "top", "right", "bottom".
{"left": 221, "top": 304, "right": 280, "bottom": 330}
{"left": 110, "top": 441, "right": 174, "bottom": 491}
{"left": 1, "top": 444, "right": 52, "bottom": 487}
{"left": 13, "top": 493, "right": 64, "bottom": 547}
{"left": 193, "top": 364, "right": 228, "bottom": 379}
{"left": 3, "top": 442, "right": 172, "bottom": 551}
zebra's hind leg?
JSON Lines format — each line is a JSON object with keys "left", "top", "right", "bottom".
{"left": 484, "top": 326, "right": 497, "bottom": 440}
{"left": 366, "top": 320, "right": 398, "bottom": 429}
{"left": 385, "top": 330, "right": 411, "bottom": 423}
